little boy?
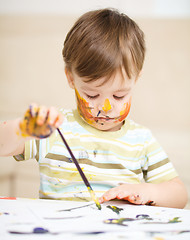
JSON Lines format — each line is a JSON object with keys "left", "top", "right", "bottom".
{"left": 0, "top": 8, "right": 187, "bottom": 208}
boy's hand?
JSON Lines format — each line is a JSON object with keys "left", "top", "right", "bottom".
{"left": 19, "top": 103, "right": 63, "bottom": 139}
{"left": 99, "top": 183, "right": 155, "bottom": 205}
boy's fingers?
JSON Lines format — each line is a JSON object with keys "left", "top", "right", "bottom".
{"left": 36, "top": 106, "right": 48, "bottom": 125}
{"left": 47, "top": 107, "right": 59, "bottom": 125}
{"left": 121, "top": 194, "right": 146, "bottom": 205}
{"left": 99, "top": 197, "right": 104, "bottom": 203}
{"left": 29, "top": 103, "right": 39, "bottom": 117}
{"left": 125, "top": 194, "right": 141, "bottom": 204}
{"left": 116, "top": 190, "right": 130, "bottom": 200}
{"left": 54, "top": 113, "right": 64, "bottom": 128}
{"left": 99, "top": 188, "right": 119, "bottom": 203}
{"left": 47, "top": 107, "right": 64, "bottom": 128}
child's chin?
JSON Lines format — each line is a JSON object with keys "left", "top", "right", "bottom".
{"left": 91, "top": 122, "right": 121, "bottom": 132}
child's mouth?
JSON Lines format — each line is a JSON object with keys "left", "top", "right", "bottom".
{"left": 94, "top": 116, "right": 115, "bottom": 122}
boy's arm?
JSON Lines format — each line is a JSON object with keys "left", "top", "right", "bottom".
{"left": 0, "top": 118, "right": 26, "bottom": 156}
{"left": 99, "top": 177, "right": 188, "bottom": 209}
{"left": 0, "top": 104, "right": 63, "bottom": 157}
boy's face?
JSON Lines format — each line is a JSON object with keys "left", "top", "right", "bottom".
{"left": 66, "top": 69, "right": 136, "bottom": 132}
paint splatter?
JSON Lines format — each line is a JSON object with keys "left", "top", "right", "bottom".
{"left": 33, "top": 227, "right": 49, "bottom": 234}
{"left": 9, "top": 227, "right": 49, "bottom": 234}
{"left": 93, "top": 150, "right": 97, "bottom": 158}
{"left": 0, "top": 212, "right": 10, "bottom": 216}
{"left": 146, "top": 200, "right": 155, "bottom": 206}
{"left": 104, "top": 218, "right": 135, "bottom": 226}
{"left": 136, "top": 214, "right": 153, "bottom": 220}
{"left": 104, "top": 215, "right": 181, "bottom": 226}
{"left": 57, "top": 203, "right": 94, "bottom": 212}
{"left": 106, "top": 205, "right": 123, "bottom": 214}
{"left": 168, "top": 217, "right": 182, "bottom": 223}
{"left": 141, "top": 217, "right": 182, "bottom": 224}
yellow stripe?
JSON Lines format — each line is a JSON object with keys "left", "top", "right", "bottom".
{"left": 40, "top": 165, "right": 141, "bottom": 183}
{"left": 147, "top": 171, "right": 178, "bottom": 184}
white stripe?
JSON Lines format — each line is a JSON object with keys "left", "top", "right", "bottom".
{"left": 147, "top": 163, "right": 174, "bottom": 178}
{"left": 148, "top": 151, "right": 168, "bottom": 164}
{"left": 147, "top": 168, "right": 175, "bottom": 182}
{"left": 53, "top": 136, "right": 144, "bottom": 151}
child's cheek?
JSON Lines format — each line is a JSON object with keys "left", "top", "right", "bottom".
{"left": 116, "top": 97, "right": 131, "bottom": 122}
{"left": 75, "top": 89, "right": 94, "bottom": 124}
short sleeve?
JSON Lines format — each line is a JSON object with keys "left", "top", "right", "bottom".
{"left": 141, "top": 130, "right": 178, "bottom": 183}
{"left": 14, "top": 139, "right": 38, "bottom": 161}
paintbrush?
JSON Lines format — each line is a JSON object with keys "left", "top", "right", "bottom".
{"left": 57, "top": 128, "right": 101, "bottom": 210}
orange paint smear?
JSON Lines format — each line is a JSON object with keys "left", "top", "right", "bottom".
{"left": 116, "top": 97, "right": 131, "bottom": 122}
{"left": 75, "top": 89, "right": 95, "bottom": 124}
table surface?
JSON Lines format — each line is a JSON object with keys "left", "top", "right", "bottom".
{"left": 0, "top": 197, "right": 190, "bottom": 240}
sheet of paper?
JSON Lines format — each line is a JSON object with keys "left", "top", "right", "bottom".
{"left": 1, "top": 198, "right": 190, "bottom": 240}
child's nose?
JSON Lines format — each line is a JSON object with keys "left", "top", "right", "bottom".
{"left": 102, "top": 98, "right": 112, "bottom": 112}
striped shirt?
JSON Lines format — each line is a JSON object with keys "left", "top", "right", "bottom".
{"left": 14, "top": 109, "right": 178, "bottom": 201}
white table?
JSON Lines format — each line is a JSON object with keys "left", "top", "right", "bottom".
{"left": 0, "top": 197, "right": 190, "bottom": 240}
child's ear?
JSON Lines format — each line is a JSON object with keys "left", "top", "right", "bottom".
{"left": 65, "top": 67, "right": 75, "bottom": 89}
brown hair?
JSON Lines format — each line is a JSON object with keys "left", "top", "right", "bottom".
{"left": 62, "top": 8, "right": 145, "bottom": 81}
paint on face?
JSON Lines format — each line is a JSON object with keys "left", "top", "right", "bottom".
{"left": 115, "top": 97, "right": 131, "bottom": 123}
{"left": 75, "top": 89, "right": 95, "bottom": 124}
{"left": 102, "top": 98, "right": 112, "bottom": 112}
{"left": 97, "top": 111, "right": 101, "bottom": 117}
{"left": 75, "top": 89, "right": 131, "bottom": 128}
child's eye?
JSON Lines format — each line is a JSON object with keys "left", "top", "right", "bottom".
{"left": 86, "top": 94, "right": 99, "bottom": 99}
{"left": 113, "top": 95, "right": 125, "bottom": 100}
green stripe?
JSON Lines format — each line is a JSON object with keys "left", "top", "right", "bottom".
{"left": 45, "top": 153, "right": 71, "bottom": 162}
{"left": 148, "top": 158, "right": 170, "bottom": 171}
{"left": 46, "top": 153, "right": 140, "bottom": 171}
{"left": 46, "top": 153, "right": 125, "bottom": 169}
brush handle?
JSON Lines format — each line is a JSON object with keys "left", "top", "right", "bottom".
{"left": 57, "top": 128, "right": 92, "bottom": 189}
{"left": 57, "top": 128, "right": 101, "bottom": 210}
